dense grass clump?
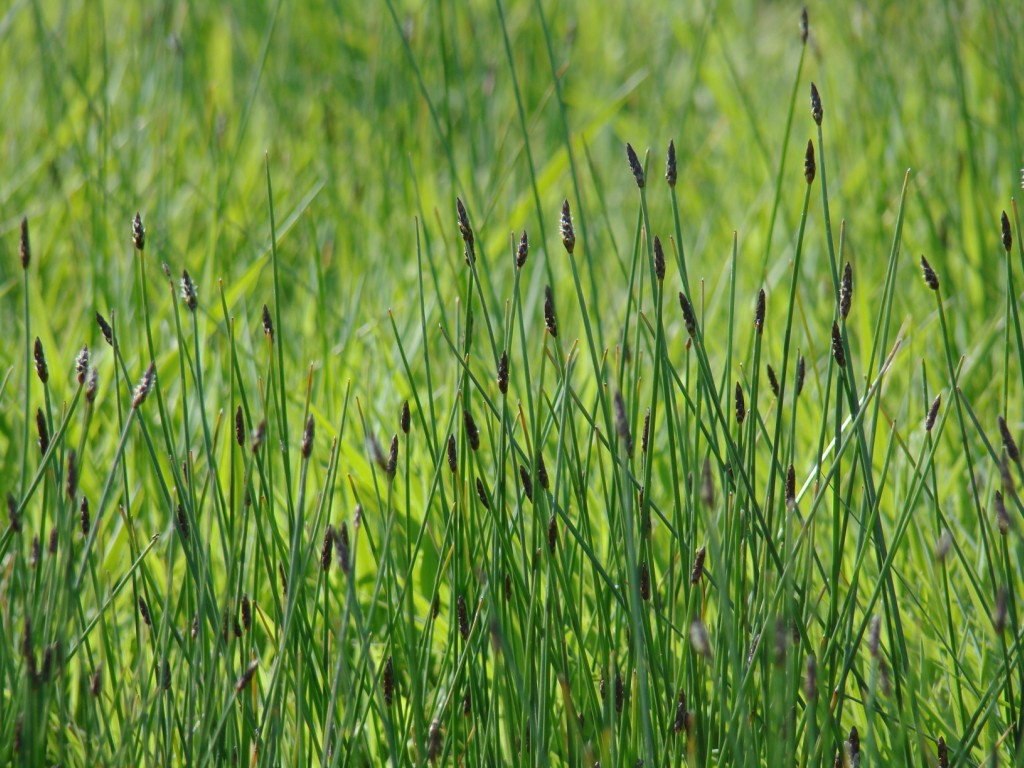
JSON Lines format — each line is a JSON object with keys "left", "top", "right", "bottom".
{"left": 2, "top": 1, "right": 1024, "bottom": 766}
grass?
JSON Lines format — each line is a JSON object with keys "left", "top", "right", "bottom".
{"left": 2, "top": 0, "right": 1024, "bottom": 765}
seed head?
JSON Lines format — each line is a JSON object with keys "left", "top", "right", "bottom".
{"left": 447, "top": 433, "right": 457, "bottom": 473}
{"left": 504, "top": 573, "right": 512, "bottom": 601}
{"left": 995, "top": 492, "right": 1011, "bottom": 535}
{"left": 516, "top": 230, "right": 529, "bottom": 269}
{"left": 678, "top": 292, "right": 697, "bottom": 337}
{"left": 544, "top": 285, "right": 558, "bottom": 338}
{"left": 733, "top": 382, "right": 746, "bottom": 425}
{"left": 700, "top": 457, "right": 714, "bottom": 508}
{"left": 19, "top": 217, "right": 30, "bottom": 269}
{"left": 920, "top": 255, "right": 939, "bottom": 291}
{"left": 261, "top": 304, "right": 274, "bottom": 340}
{"left": 74, "top": 345, "right": 89, "bottom": 385}
{"left": 235, "top": 406, "right": 245, "bottom": 446}
{"left": 547, "top": 512, "right": 558, "bottom": 554}
{"left": 86, "top": 368, "right": 99, "bottom": 404}
{"left": 672, "top": 688, "right": 687, "bottom": 733}
{"left": 626, "top": 143, "right": 645, "bottom": 188}
{"left": 998, "top": 416, "right": 1020, "bottom": 463}
{"left": 1002, "top": 211, "right": 1013, "bottom": 253}
{"left": 831, "top": 322, "right": 845, "bottom": 368}
{"left": 335, "top": 521, "right": 350, "bottom": 574}
{"left": 666, "top": 140, "right": 677, "bottom": 188}
{"left": 691, "top": 546, "right": 706, "bottom": 584}
{"left": 497, "top": 351, "right": 509, "bottom": 394}
{"left": 456, "top": 197, "right": 474, "bottom": 248}
{"left": 138, "top": 597, "right": 152, "bottom": 627}
{"left": 33, "top": 337, "right": 48, "bottom": 385}
{"left": 48, "top": 526, "right": 58, "bottom": 555}
{"left": 386, "top": 434, "right": 398, "bottom": 477}
{"left": 639, "top": 561, "right": 650, "bottom": 601}
{"left": 536, "top": 453, "right": 548, "bottom": 490}
{"left": 785, "top": 463, "right": 796, "bottom": 509}
{"left": 804, "top": 139, "right": 816, "bottom": 184}
{"left": 795, "top": 355, "right": 806, "bottom": 397}
{"left": 178, "top": 270, "right": 198, "bottom": 311}
{"left": 36, "top": 408, "right": 49, "bottom": 455}
{"left": 8, "top": 492, "right": 21, "bottom": 534}
{"left": 301, "top": 415, "right": 315, "bottom": 459}
{"left": 810, "top": 82, "right": 823, "bottom": 126}
{"left": 840, "top": 261, "right": 853, "bottom": 319}
{"left": 938, "top": 737, "right": 948, "bottom": 768}
{"left": 652, "top": 235, "right": 666, "bottom": 281}
{"left": 690, "top": 619, "right": 712, "bottom": 659}
{"left": 924, "top": 394, "right": 942, "bottom": 432}
{"left": 519, "top": 464, "right": 534, "bottom": 502}
{"left": 382, "top": 655, "right": 394, "bottom": 706}
{"left": 755, "top": 289, "right": 766, "bottom": 334}
{"left": 80, "top": 497, "right": 90, "bottom": 536}
{"left": 799, "top": 7, "right": 809, "bottom": 43}
{"left": 613, "top": 391, "right": 633, "bottom": 457}
{"left": 252, "top": 419, "right": 266, "bottom": 453}
{"left": 174, "top": 502, "right": 189, "bottom": 541}
{"left": 560, "top": 199, "right": 575, "bottom": 255}
{"left": 132, "top": 213, "right": 145, "bottom": 251}
{"left": 475, "top": 478, "right": 490, "bottom": 509}
{"left": 463, "top": 409, "right": 480, "bottom": 451}
{"left": 846, "top": 726, "right": 860, "bottom": 763}
{"left": 321, "top": 525, "right": 334, "bottom": 571}
{"left": 396, "top": 400, "right": 410, "bottom": 436}
{"left": 642, "top": 408, "right": 652, "bottom": 454}
{"left": 132, "top": 362, "right": 156, "bottom": 409}
{"left": 427, "top": 719, "right": 443, "bottom": 762}
{"left": 241, "top": 594, "right": 252, "bottom": 631}
{"left": 235, "top": 660, "right": 259, "bottom": 693}
{"left": 457, "top": 594, "right": 470, "bottom": 640}
{"left": 96, "top": 312, "right": 113, "bottom": 346}
{"left": 767, "top": 364, "right": 779, "bottom": 398}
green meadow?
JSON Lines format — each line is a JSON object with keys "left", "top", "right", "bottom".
{"left": 1, "top": 1, "right": 1023, "bottom": 765}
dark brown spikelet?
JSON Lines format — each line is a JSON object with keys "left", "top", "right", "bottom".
{"left": 795, "top": 355, "right": 806, "bottom": 397}
{"left": 80, "top": 496, "right": 90, "bottom": 536}
{"left": 767, "top": 364, "right": 780, "bottom": 398}
{"left": 261, "top": 304, "right": 274, "bottom": 340}
{"left": 504, "top": 572, "right": 512, "bottom": 601}
{"left": 755, "top": 289, "right": 766, "bottom": 334}
{"left": 235, "top": 660, "right": 259, "bottom": 693}
{"left": 33, "top": 337, "right": 48, "bottom": 385}
{"left": 20, "top": 217, "right": 30, "bottom": 269}
{"left": 447, "top": 433, "right": 458, "bottom": 473}
{"left": 626, "top": 143, "right": 645, "bottom": 188}
{"left": 536, "top": 453, "right": 549, "bottom": 490}
{"left": 475, "top": 478, "right": 490, "bottom": 509}
{"left": 642, "top": 408, "right": 652, "bottom": 454}
{"left": 96, "top": 312, "right": 113, "bottom": 346}
{"left": 75, "top": 345, "right": 89, "bottom": 385}
{"left": 831, "top": 322, "right": 846, "bottom": 368}
{"left": 804, "top": 139, "right": 816, "bottom": 184}
{"left": 159, "top": 658, "right": 171, "bottom": 691}
{"left": 691, "top": 546, "right": 706, "bottom": 584}
{"left": 133, "top": 362, "right": 156, "bottom": 409}
{"left": 800, "top": 7, "right": 809, "bottom": 43}
{"left": 615, "top": 672, "right": 625, "bottom": 713}
{"left": 666, "top": 140, "right": 677, "bottom": 188}
{"left": 132, "top": 212, "right": 146, "bottom": 251}
{"left": 920, "top": 255, "right": 939, "bottom": 291}
{"left": 639, "top": 561, "right": 651, "bottom": 601}
{"left": 456, "top": 197, "right": 474, "bottom": 248}
{"left": 234, "top": 406, "right": 245, "bottom": 446}
{"left": 999, "top": 416, "right": 1020, "bottom": 463}
{"left": 86, "top": 369, "right": 99, "bottom": 404}
{"left": 672, "top": 688, "right": 687, "bottom": 733}
{"left": 427, "top": 719, "right": 443, "bottom": 762}
{"left": 252, "top": 419, "right": 266, "bottom": 453}
{"left": 30, "top": 535, "right": 40, "bottom": 568}
{"left": 7, "top": 492, "right": 20, "bottom": 533}
{"left": 847, "top": 726, "right": 860, "bottom": 763}
{"left": 463, "top": 410, "right": 480, "bottom": 451}
{"left": 1002, "top": 211, "right": 1013, "bottom": 253}
{"left": 653, "top": 235, "right": 666, "bottom": 281}
{"left": 382, "top": 655, "right": 394, "bottom": 706}
{"left": 90, "top": 665, "right": 102, "bottom": 697}
{"left": 810, "top": 82, "right": 823, "bottom": 126}
{"left": 457, "top": 594, "right": 470, "bottom": 640}
{"left": 400, "top": 400, "right": 411, "bottom": 434}
{"left": 181, "top": 270, "right": 198, "bottom": 311}
{"left": 994, "top": 586, "right": 1008, "bottom": 633}
{"left": 36, "top": 408, "right": 49, "bottom": 455}
{"left": 47, "top": 526, "right": 57, "bottom": 555}
{"left": 995, "top": 492, "right": 1011, "bottom": 535}
{"left": 926, "top": 394, "right": 942, "bottom": 431}
{"left": 321, "top": 525, "right": 334, "bottom": 571}
{"left": 432, "top": 594, "right": 440, "bottom": 619}
{"left": 735, "top": 382, "right": 746, "bottom": 424}
{"left": 786, "top": 464, "right": 796, "bottom": 509}
{"left": 519, "top": 464, "right": 534, "bottom": 502}
{"left": 497, "top": 351, "right": 509, "bottom": 394}
{"left": 176, "top": 503, "right": 189, "bottom": 541}
{"left": 678, "top": 292, "right": 697, "bottom": 337}
{"left": 548, "top": 512, "right": 558, "bottom": 554}
{"left": 66, "top": 449, "right": 78, "bottom": 499}
{"left": 386, "top": 434, "right": 399, "bottom": 477}
{"left": 516, "top": 230, "right": 529, "bottom": 269}
{"left": 301, "top": 415, "right": 315, "bottom": 459}
{"left": 544, "top": 285, "right": 558, "bottom": 338}
{"left": 937, "top": 737, "right": 948, "bottom": 768}
{"left": 700, "top": 457, "right": 715, "bottom": 509}
{"left": 462, "top": 687, "right": 472, "bottom": 717}
{"left": 241, "top": 594, "right": 252, "bottom": 631}
{"left": 138, "top": 597, "right": 152, "bottom": 627}
{"left": 560, "top": 199, "right": 575, "bottom": 254}
{"left": 613, "top": 391, "right": 633, "bottom": 457}
{"left": 840, "top": 261, "right": 853, "bottom": 319}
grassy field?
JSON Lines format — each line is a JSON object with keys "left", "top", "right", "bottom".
{"left": 2, "top": 0, "right": 1024, "bottom": 765}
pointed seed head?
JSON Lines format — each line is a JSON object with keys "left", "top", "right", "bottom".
{"left": 678, "top": 292, "right": 697, "bottom": 337}
{"left": 626, "top": 143, "right": 645, "bottom": 188}
{"left": 613, "top": 391, "right": 633, "bottom": 457}
{"left": 767, "top": 364, "right": 779, "bottom": 398}
{"left": 920, "top": 255, "right": 939, "bottom": 291}
{"left": 840, "top": 261, "right": 853, "bottom": 319}
{"left": 463, "top": 409, "right": 480, "bottom": 451}
{"left": 519, "top": 464, "right": 534, "bottom": 502}
{"left": 516, "top": 230, "right": 529, "bottom": 269}
{"left": 300, "top": 415, "right": 315, "bottom": 459}
{"left": 96, "top": 312, "right": 113, "bottom": 346}
{"left": 497, "top": 351, "right": 509, "bottom": 394}
{"left": 261, "top": 304, "right": 274, "bottom": 339}
{"left": 639, "top": 561, "right": 650, "bottom": 601}
{"left": 36, "top": 408, "right": 49, "bottom": 455}
{"left": 804, "top": 139, "right": 816, "bottom": 184}
{"left": 19, "top": 217, "right": 30, "bottom": 269}
{"left": 755, "top": 289, "right": 766, "bottom": 334}
{"left": 926, "top": 394, "right": 942, "bottom": 432}
{"left": 544, "top": 285, "right": 558, "bottom": 338}
{"left": 799, "top": 7, "right": 809, "bottom": 43}
{"left": 560, "top": 200, "right": 575, "bottom": 254}
{"left": 400, "top": 400, "right": 411, "bottom": 434}
{"left": 666, "top": 140, "right": 677, "bottom": 188}
{"left": 33, "top": 338, "right": 48, "bottom": 385}
{"left": 1002, "top": 211, "right": 1012, "bottom": 253}
{"left": 998, "top": 416, "right": 1019, "bottom": 463}
{"left": 831, "top": 322, "right": 845, "bottom": 368}
{"left": 810, "top": 82, "right": 823, "bottom": 125}
{"left": 785, "top": 464, "right": 796, "bottom": 509}
{"left": 180, "top": 270, "right": 198, "bottom": 311}
{"left": 132, "top": 213, "right": 145, "bottom": 251}
{"left": 132, "top": 363, "right": 156, "bottom": 409}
